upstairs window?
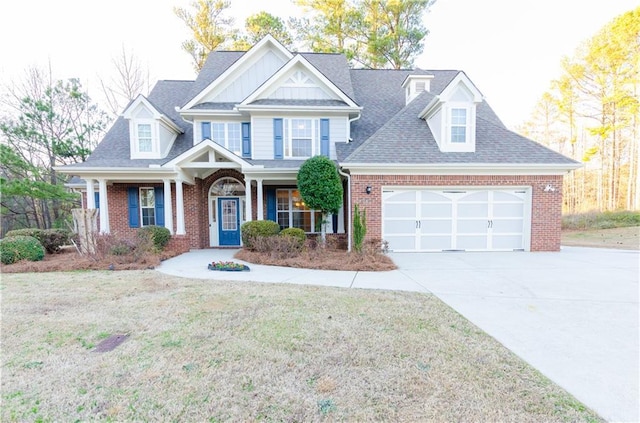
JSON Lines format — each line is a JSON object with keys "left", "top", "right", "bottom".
{"left": 450, "top": 108, "right": 468, "bottom": 143}
{"left": 204, "top": 122, "right": 242, "bottom": 155}
{"left": 137, "top": 124, "right": 153, "bottom": 152}
{"left": 289, "top": 119, "right": 313, "bottom": 157}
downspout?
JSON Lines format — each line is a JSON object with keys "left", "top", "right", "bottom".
{"left": 337, "top": 166, "right": 352, "bottom": 252}
{"left": 347, "top": 113, "right": 361, "bottom": 142}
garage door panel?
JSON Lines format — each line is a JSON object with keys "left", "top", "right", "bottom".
{"left": 493, "top": 203, "right": 524, "bottom": 218}
{"left": 386, "top": 236, "right": 416, "bottom": 251}
{"left": 421, "top": 219, "right": 452, "bottom": 234}
{"left": 384, "top": 220, "right": 417, "bottom": 233}
{"left": 492, "top": 219, "right": 524, "bottom": 233}
{"left": 493, "top": 191, "right": 524, "bottom": 201}
{"left": 457, "top": 235, "right": 488, "bottom": 250}
{"left": 492, "top": 235, "right": 524, "bottom": 250}
{"left": 458, "top": 203, "right": 488, "bottom": 218}
{"left": 420, "top": 191, "right": 450, "bottom": 201}
{"left": 457, "top": 219, "right": 489, "bottom": 233}
{"left": 420, "top": 204, "right": 452, "bottom": 219}
{"left": 460, "top": 191, "right": 488, "bottom": 201}
{"left": 385, "top": 191, "right": 417, "bottom": 202}
{"left": 384, "top": 203, "right": 416, "bottom": 218}
{"left": 420, "top": 235, "right": 452, "bottom": 250}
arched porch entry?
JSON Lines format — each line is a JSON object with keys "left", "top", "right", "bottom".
{"left": 208, "top": 176, "right": 246, "bottom": 247}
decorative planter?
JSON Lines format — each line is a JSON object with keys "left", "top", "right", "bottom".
{"left": 207, "top": 262, "right": 250, "bottom": 272}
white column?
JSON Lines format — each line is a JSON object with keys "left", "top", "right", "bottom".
{"left": 245, "top": 177, "right": 253, "bottom": 222}
{"left": 85, "top": 178, "right": 95, "bottom": 209}
{"left": 98, "top": 179, "right": 110, "bottom": 233}
{"left": 256, "top": 178, "right": 264, "bottom": 221}
{"left": 175, "top": 179, "right": 186, "bottom": 235}
{"left": 163, "top": 179, "right": 174, "bottom": 234}
{"left": 337, "top": 204, "right": 345, "bottom": 234}
{"left": 326, "top": 213, "right": 334, "bottom": 234}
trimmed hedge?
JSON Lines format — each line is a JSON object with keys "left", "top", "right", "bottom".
{"left": 241, "top": 220, "right": 281, "bottom": 250}
{"left": 280, "top": 227, "right": 306, "bottom": 248}
{"left": 0, "top": 235, "right": 45, "bottom": 264}
{"left": 137, "top": 225, "right": 171, "bottom": 251}
{"left": 5, "top": 228, "right": 71, "bottom": 254}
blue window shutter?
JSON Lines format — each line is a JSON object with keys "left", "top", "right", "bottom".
{"left": 202, "top": 122, "right": 211, "bottom": 140}
{"left": 320, "top": 118, "right": 330, "bottom": 157}
{"left": 241, "top": 122, "right": 251, "bottom": 158}
{"left": 273, "top": 118, "right": 283, "bottom": 159}
{"left": 154, "top": 187, "right": 165, "bottom": 227}
{"left": 127, "top": 187, "right": 140, "bottom": 228}
{"left": 94, "top": 192, "right": 100, "bottom": 209}
{"left": 266, "top": 188, "right": 276, "bottom": 222}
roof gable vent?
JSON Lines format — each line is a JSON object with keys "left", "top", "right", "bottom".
{"left": 402, "top": 74, "right": 434, "bottom": 105}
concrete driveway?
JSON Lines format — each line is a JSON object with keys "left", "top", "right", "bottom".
{"left": 388, "top": 247, "right": 639, "bottom": 423}
{"left": 158, "top": 246, "right": 639, "bottom": 422}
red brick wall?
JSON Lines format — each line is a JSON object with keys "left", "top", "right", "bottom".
{"left": 350, "top": 174, "right": 564, "bottom": 252}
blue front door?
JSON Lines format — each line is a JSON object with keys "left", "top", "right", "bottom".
{"left": 218, "top": 197, "right": 241, "bottom": 246}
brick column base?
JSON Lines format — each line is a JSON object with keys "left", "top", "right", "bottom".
{"left": 167, "top": 235, "right": 190, "bottom": 253}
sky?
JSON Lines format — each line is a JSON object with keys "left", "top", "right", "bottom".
{"left": 0, "top": 0, "right": 636, "bottom": 129}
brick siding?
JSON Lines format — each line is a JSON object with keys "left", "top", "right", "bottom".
{"left": 350, "top": 174, "right": 564, "bottom": 252}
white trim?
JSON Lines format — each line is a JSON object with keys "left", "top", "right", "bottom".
{"left": 344, "top": 163, "right": 582, "bottom": 175}
{"left": 163, "top": 139, "right": 253, "bottom": 170}
{"left": 123, "top": 95, "right": 183, "bottom": 133}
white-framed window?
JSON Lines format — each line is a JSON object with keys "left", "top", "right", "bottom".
{"left": 284, "top": 119, "right": 320, "bottom": 158}
{"left": 276, "top": 189, "right": 322, "bottom": 233}
{"left": 137, "top": 124, "right": 153, "bottom": 152}
{"left": 210, "top": 122, "right": 242, "bottom": 155}
{"left": 139, "top": 187, "right": 156, "bottom": 226}
{"left": 450, "top": 107, "right": 468, "bottom": 143}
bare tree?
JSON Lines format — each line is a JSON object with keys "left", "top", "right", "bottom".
{"left": 99, "top": 45, "right": 150, "bottom": 117}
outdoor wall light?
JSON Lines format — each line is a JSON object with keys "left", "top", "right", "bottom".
{"left": 366, "top": 186, "right": 372, "bottom": 194}
{"left": 543, "top": 184, "right": 556, "bottom": 192}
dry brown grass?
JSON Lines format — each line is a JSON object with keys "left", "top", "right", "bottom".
{"left": 1, "top": 271, "right": 602, "bottom": 422}
{"left": 562, "top": 226, "right": 640, "bottom": 250}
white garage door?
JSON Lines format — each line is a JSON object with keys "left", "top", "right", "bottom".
{"left": 382, "top": 188, "right": 530, "bottom": 252}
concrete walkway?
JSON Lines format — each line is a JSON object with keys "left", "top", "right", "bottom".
{"left": 157, "top": 247, "right": 639, "bottom": 423}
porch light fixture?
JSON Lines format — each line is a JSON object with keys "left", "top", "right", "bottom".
{"left": 365, "top": 186, "right": 372, "bottom": 194}
{"left": 543, "top": 184, "right": 556, "bottom": 192}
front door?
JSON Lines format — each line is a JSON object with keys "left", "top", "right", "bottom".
{"left": 218, "top": 197, "right": 241, "bottom": 246}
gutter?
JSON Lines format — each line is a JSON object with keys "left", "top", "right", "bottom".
{"left": 337, "top": 166, "right": 352, "bottom": 252}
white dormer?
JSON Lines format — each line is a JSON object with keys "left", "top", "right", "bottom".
{"left": 419, "top": 72, "right": 483, "bottom": 153}
{"left": 402, "top": 74, "right": 434, "bottom": 104}
{"left": 123, "top": 95, "right": 183, "bottom": 159}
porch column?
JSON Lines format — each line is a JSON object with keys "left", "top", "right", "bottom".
{"left": 337, "top": 204, "right": 345, "bottom": 233}
{"left": 256, "top": 178, "right": 264, "bottom": 221}
{"left": 175, "top": 179, "right": 186, "bottom": 235}
{"left": 163, "top": 179, "right": 174, "bottom": 234}
{"left": 245, "top": 177, "right": 253, "bottom": 222}
{"left": 98, "top": 179, "right": 110, "bottom": 233}
{"left": 85, "top": 178, "right": 95, "bottom": 209}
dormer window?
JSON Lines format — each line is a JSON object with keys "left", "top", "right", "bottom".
{"left": 137, "top": 123, "right": 153, "bottom": 152}
{"left": 450, "top": 108, "right": 468, "bottom": 143}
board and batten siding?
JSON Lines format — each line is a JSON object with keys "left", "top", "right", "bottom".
{"left": 204, "top": 50, "right": 287, "bottom": 103}
{"left": 251, "top": 116, "right": 348, "bottom": 160}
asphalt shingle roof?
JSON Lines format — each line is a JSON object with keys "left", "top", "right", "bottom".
{"left": 70, "top": 47, "right": 576, "bottom": 170}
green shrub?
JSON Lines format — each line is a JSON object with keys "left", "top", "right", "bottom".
{"left": 353, "top": 204, "right": 367, "bottom": 253}
{"left": 137, "top": 225, "right": 171, "bottom": 251}
{"left": 280, "top": 227, "right": 306, "bottom": 247}
{"left": 0, "top": 235, "right": 45, "bottom": 264}
{"left": 5, "top": 228, "right": 71, "bottom": 254}
{"left": 241, "top": 220, "right": 281, "bottom": 250}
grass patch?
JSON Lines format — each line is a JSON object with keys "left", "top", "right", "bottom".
{"left": 1, "top": 271, "right": 603, "bottom": 422}
{"left": 562, "top": 210, "right": 640, "bottom": 230}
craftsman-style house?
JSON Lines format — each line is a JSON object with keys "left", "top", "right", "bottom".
{"left": 57, "top": 35, "right": 579, "bottom": 252}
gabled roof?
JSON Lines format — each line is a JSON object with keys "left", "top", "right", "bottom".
{"left": 240, "top": 54, "right": 360, "bottom": 109}
{"left": 122, "top": 95, "right": 183, "bottom": 133}
{"left": 181, "top": 35, "right": 293, "bottom": 110}
{"left": 341, "top": 90, "right": 579, "bottom": 166}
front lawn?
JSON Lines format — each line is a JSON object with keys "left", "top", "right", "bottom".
{"left": 1, "top": 271, "right": 602, "bottom": 422}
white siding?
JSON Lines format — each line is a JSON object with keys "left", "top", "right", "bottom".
{"left": 269, "top": 86, "right": 331, "bottom": 100}
{"left": 207, "top": 50, "right": 286, "bottom": 103}
{"left": 329, "top": 116, "right": 347, "bottom": 159}
{"left": 252, "top": 117, "right": 274, "bottom": 160}
{"left": 133, "top": 104, "right": 153, "bottom": 118}
{"left": 158, "top": 122, "right": 176, "bottom": 157}
{"left": 427, "top": 108, "right": 443, "bottom": 148}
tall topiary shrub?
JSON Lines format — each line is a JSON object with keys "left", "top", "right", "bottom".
{"left": 297, "top": 155, "right": 343, "bottom": 245}
{"left": 353, "top": 204, "right": 367, "bottom": 253}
